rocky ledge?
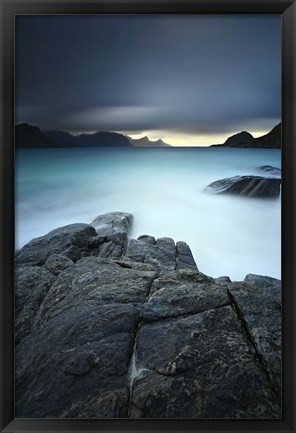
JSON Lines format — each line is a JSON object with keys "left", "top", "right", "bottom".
{"left": 15, "top": 212, "right": 281, "bottom": 419}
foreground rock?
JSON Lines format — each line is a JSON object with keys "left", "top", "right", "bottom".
{"left": 204, "top": 175, "right": 281, "bottom": 198}
{"left": 15, "top": 212, "right": 281, "bottom": 418}
{"left": 90, "top": 211, "right": 133, "bottom": 258}
{"left": 131, "top": 306, "right": 278, "bottom": 418}
{"left": 228, "top": 274, "right": 281, "bottom": 396}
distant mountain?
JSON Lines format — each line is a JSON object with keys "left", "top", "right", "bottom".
{"left": 16, "top": 124, "right": 133, "bottom": 148}
{"left": 248, "top": 123, "right": 281, "bottom": 149}
{"left": 16, "top": 123, "right": 281, "bottom": 149}
{"left": 44, "top": 130, "right": 133, "bottom": 147}
{"left": 75, "top": 131, "right": 132, "bottom": 147}
{"left": 16, "top": 124, "right": 172, "bottom": 148}
{"left": 223, "top": 131, "right": 254, "bottom": 147}
{"left": 211, "top": 124, "right": 281, "bottom": 149}
{"left": 43, "top": 130, "right": 78, "bottom": 146}
{"left": 128, "top": 136, "right": 171, "bottom": 147}
{"left": 15, "top": 124, "right": 58, "bottom": 148}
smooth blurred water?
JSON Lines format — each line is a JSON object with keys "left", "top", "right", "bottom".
{"left": 15, "top": 147, "right": 281, "bottom": 280}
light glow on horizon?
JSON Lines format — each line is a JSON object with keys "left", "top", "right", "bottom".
{"left": 123, "top": 129, "right": 271, "bottom": 147}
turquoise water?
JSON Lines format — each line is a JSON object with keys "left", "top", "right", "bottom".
{"left": 15, "top": 147, "right": 281, "bottom": 280}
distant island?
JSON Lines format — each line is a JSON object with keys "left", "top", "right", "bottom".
{"left": 211, "top": 123, "right": 281, "bottom": 149}
{"left": 15, "top": 124, "right": 171, "bottom": 149}
{"left": 127, "top": 136, "right": 170, "bottom": 147}
{"left": 15, "top": 122, "right": 281, "bottom": 149}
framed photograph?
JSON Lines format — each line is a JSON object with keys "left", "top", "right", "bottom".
{"left": 1, "top": 1, "right": 295, "bottom": 432}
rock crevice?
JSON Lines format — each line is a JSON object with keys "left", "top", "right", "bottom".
{"left": 227, "top": 289, "right": 280, "bottom": 400}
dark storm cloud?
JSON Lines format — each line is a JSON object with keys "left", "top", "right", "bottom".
{"left": 15, "top": 15, "right": 281, "bottom": 136}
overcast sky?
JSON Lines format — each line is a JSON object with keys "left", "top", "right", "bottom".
{"left": 15, "top": 15, "right": 281, "bottom": 146}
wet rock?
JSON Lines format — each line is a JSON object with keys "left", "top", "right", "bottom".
{"left": 15, "top": 212, "right": 281, "bottom": 419}
{"left": 205, "top": 175, "right": 281, "bottom": 198}
{"left": 256, "top": 165, "right": 281, "bottom": 177}
{"left": 90, "top": 212, "right": 133, "bottom": 254}
{"left": 144, "top": 237, "right": 176, "bottom": 272}
{"left": 15, "top": 265, "right": 56, "bottom": 342}
{"left": 130, "top": 306, "right": 280, "bottom": 418}
{"left": 62, "top": 245, "right": 83, "bottom": 262}
{"left": 244, "top": 273, "right": 280, "bottom": 288}
{"left": 60, "top": 389, "right": 130, "bottom": 418}
{"left": 176, "top": 241, "right": 198, "bottom": 270}
{"left": 44, "top": 254, "right": 74, "bottom": 275}
{"left": 124, "top": 237, "right": 198, "bottom": 274}
{"left": 215, "top": 276, "right": 232, "bottom": 284}
{"left": 142, "top": 271, "right": 229, "bottom": 321}
{"left": 15, "top": 224, "right": 96, "bottom": 266}
{"left": 33, "top": 257, "right": 157, "bottom": 327}
{"left": 97, "top": 241, "right": 123, "bottom": 259}
{"left": 228, "top": 276, "right": 281, "bottom": 395}
{"left": 125, "top": 238, "right": 154, "bottom": 262}
{"left": 16, "top": 303, "right": 139, "bottom": 417}
{"left": 149, "top": 269, "right": 214, "bottom": 297}
{"left": 88, "top": 235, "right": 107, "bottom": 249}
{"left": 137, "top": 235, "right": 156, "bottom": 245}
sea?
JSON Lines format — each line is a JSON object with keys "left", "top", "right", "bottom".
{"left": 15, "top": 147, "right": 281, "bottom": 281}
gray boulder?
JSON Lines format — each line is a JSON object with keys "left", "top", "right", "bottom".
{"left": 90, "top": 212, "right": 133, "bottom": 257}
{"left": 204, "top": 175, "right": 281, "bottom": 198}
{"left": 15, "top": 223, "right": 96, "bottom": 265}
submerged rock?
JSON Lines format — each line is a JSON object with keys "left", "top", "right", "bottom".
{"left": 204, "top": 175, "right": 281, "bottom": 198}
{"left": 15, "top": 212, "right": 281, "bottom": 419}
{"left": 256, "top": 165, "right": 281, "bottom": 177}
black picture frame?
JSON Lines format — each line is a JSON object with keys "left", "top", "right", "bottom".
{"left": 1, "top": 1, "right": 295, "bottom": 432}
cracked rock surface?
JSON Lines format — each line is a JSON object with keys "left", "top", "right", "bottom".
{"left": 15, "top": 212, "right": 281, "bottom": 419}
{"left": 131, "top": 306, "right": 279, "bottom": 418}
